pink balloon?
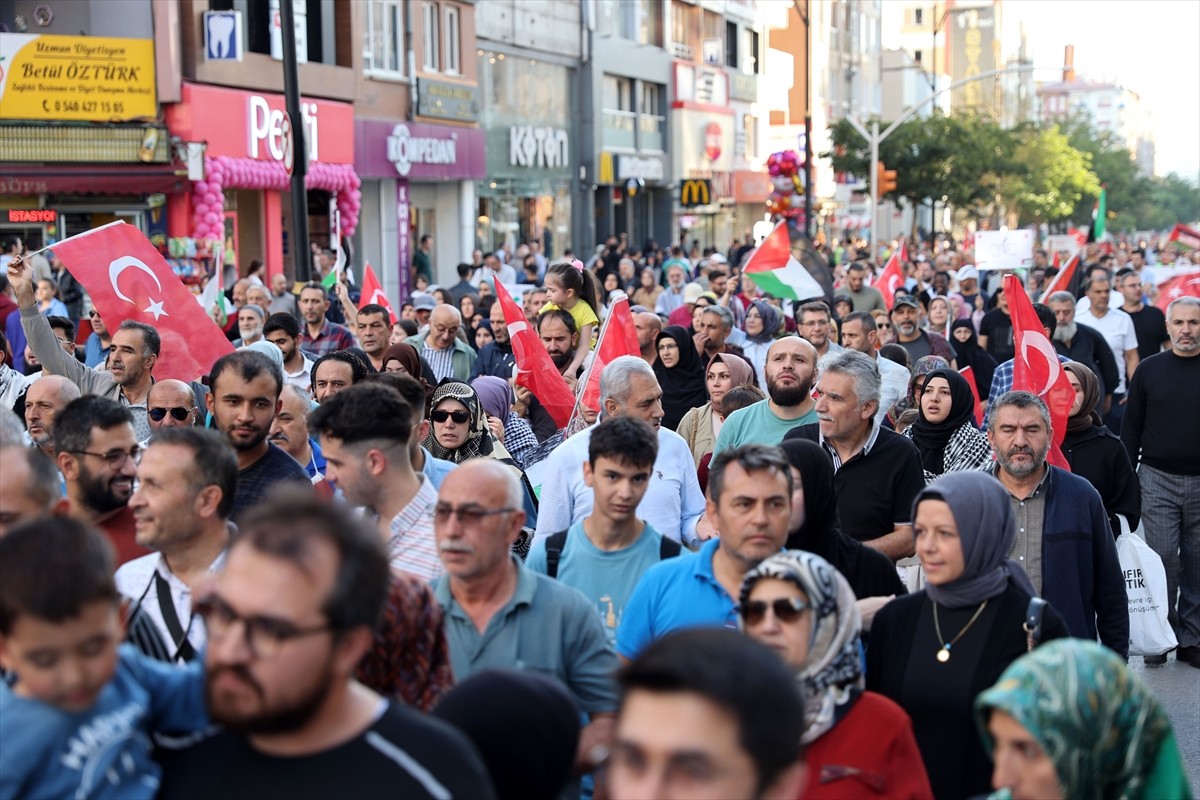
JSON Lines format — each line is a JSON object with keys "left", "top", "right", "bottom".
{"left": 204, "top": 212, "right": 218, "bottom": 225}
{"left": 195, "top": 202, "right": 211, "bottom": 216}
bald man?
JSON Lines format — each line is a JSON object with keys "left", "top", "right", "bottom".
{"left": 0, "top": 444, "right": 66, "bottom": 536}
{"left": 147, "top": 379, "right": 200, "bottom": 435}
{"left": 712, "top": 337, "right": 820, "bottom": 453}
{"left": 634, "top": 312, "right": 663, "bottom": 365}
{"left": 24, "top": 374, "right": 81, "bottom": 457}
{"left": 414, "top": 304, "right": 476, "bottom": 382}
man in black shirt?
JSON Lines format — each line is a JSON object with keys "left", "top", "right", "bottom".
{"left": 156, "top": 491, "right": 494, "bottom": 799}
{"left": 1117, "top": 269, "right": 1168, "bottom": 361}
{"left": 205, "top": 350, "right": 310, "bottom": 521}
{"left": 783, "top": 350, "right": 925, "bottom": 562}
{"left": 1121, "top": 296, "right": 1200, "bottom": 669}
{"left": 978, "top": 283, "right": 1016, "bottom": 364}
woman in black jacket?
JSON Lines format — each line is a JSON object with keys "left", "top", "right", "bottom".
{"left": 1061, "top": 361, "right": 1141, "bottom": 535}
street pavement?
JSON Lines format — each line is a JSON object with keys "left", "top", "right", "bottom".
{"left": 1131, "top": 653, "right": 1200, "bottom": 795}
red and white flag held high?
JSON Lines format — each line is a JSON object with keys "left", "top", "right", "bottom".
{"left": 50, "top": 221, "right": 232, "bottom": 382}
{"left": 1154, "top": 271, "right": 1200, "bottom": 312}
{"left": 578, "top": 294, "right": 640, "bottom": 414}
{"left": 959, "top": 366, "right": 984, "bottom": 427}
{"left": 358, "top": 263, "right": 397, "bottom": 324}
{"left": 1006, "top": 274, "right": 1071, "bottom": 471}
{"left": 493, "top": 280, "right": 576, "bottom": 429}
{"left": 874, "top": 243, "right": 906, "bottom": 310}
{"left": 1038, "top": 252, "right": 1079, "bottom": 303}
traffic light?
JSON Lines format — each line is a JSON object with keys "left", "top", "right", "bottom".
{"left": 877, "top": 162, "right": 898, "bottom": 196}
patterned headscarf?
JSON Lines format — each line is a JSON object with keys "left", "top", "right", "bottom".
{"left": 422, "top": 380, "right": 494, "bottom": 462}
{"left": 739, "top": 551, "right": 863, "bottom": 744}
{"left": 976, "top": 639, "right": 1190, "bottom": 800}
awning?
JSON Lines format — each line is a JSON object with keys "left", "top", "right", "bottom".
{"left": 0, "top": 164, "right": 190, "bottom": 196}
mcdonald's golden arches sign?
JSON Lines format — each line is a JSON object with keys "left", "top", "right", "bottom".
{"left": 679, "top": 179, "right": 712, "bottom": 207}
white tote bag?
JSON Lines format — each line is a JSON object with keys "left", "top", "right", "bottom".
{"left": 1115, "top": 515, "right": 1178, "bottom": 657}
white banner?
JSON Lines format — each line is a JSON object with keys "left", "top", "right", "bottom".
{"left": 1045, "top": 234, "right": 1080, "bottom": 256}
{"left": 975, "top": 230, "right": 1035, "bottom": 270}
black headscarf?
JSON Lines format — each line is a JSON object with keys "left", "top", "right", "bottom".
{"left": 908, "top": 369, "right": 977, "bottom": 475}
{"left": 950, "top": 319, "right": 996, "bottom": 398}
{"left": 780, "top": 440, "right": 906, "bottom": 600}
{"left": 653, "top": 325, "right": 709, "bottom": 430}
{"left": 433, "top": 669, "right": 581, "bottom": 800}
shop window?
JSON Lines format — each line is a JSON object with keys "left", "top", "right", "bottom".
{"left": 364, "top": 0, "right": 404, "bottom": 75}
{"left": 444, "top": 6, "right": 461, "bottom": 75}
{"left": 423, "top": 2, "right": 440, "bottom": 71}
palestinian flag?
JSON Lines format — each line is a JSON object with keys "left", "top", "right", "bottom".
{"left": 743, "top": 222, "right": 827, "bottom": 301}
{"left": 1091, "top": 187, "right": 1106, "bottom": 241}
{"left": 1167, "top": 223, "right": 1200, "bottom": 253}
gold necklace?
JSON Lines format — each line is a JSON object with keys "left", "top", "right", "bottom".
{"left": 932, "top": 599, "right": 989, "bottom": 663}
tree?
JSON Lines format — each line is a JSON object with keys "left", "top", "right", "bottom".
{"left": 1061, "top": 116, "right": 1148, "bottom": 231}
{"left": 1006, "top": 124, "right": 1100, "bottom": 225}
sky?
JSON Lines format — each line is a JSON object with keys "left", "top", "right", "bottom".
{"left": 882, "top": 0, "right": 1200, "bottom": 181}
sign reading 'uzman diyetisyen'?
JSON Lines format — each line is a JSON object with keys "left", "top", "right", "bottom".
{"left": 0, "top": 33, "right": 157, "bottom": 122}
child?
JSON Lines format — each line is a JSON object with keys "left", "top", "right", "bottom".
{"left": 0, "top": 517, "right": 207, "bottom": 800}
{"left": 540, "top": 261, "right": 601, "bottom": 379}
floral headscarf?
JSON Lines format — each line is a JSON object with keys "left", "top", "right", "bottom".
{"left": 976, "top": 639, "right": 1190, "bottom": 800}
{"left": 740, "top": 551, "right": 863, "bottom": 744}
{"left": 422, "top": 380, "right": 494, "bottom": 463}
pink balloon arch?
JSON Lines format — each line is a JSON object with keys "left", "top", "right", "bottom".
{"left": 190, "top": 155, "right": 362, "bottom": 242}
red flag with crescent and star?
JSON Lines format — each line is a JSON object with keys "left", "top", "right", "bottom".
{"left": 1154, "top": 271, "right": 1200, "bottom": 312}
{"left": 49, "top": 221, "right": 233, "bottom": 382}
{"left": 493, "top": 279, "right": 576, "bottom": 428}
{"left": 1006, "top": 274, "right": 1071, "bottom": 471}
{"left": 874, "top": 242, "right": 906, "bottom": 310}
{"left": 579, "top": 293, "right": 640, "bottom": 412}
{"left": 358, "top": 263, "right": 397, "bottom": 324}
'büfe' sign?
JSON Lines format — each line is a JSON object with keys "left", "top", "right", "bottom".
{"left": 0, "top": 33, "right": 157, "bottom": 122}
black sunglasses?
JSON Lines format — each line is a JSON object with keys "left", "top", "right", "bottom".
{"left": 738, "top": 597, "right": 809, "bottom": 627}
{"left": 149, "top": 406, "right": 195, "bottom": 422}
{"left": 431, "top": 409, "right": 470, "bottom": 424}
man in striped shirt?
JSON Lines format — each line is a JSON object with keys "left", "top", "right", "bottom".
{"left": 413, "top": 305, "right": 476, "bottom": 383}
{"left": 308, "top": 382, "right": 441, "bottom": 581}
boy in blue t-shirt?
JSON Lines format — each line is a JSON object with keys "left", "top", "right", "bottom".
{"left": 526, "top": 416, "right": 680, "bottom": 642}
{"left": 0, "top": 517, "right": 207, "bottom": 800}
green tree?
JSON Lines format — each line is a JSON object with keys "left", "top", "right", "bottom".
{"left": 1005, "top": 124, "right": 1099, "bottom": 225}
{"left": 1061, "top": 116, "right": 1148, "bottom": 231}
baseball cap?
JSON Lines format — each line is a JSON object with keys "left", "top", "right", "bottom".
{"left": 956, "top": 266, "right": 979, "bottom": 282}
{"left": 892, "top": 295, "right": 920, "bottom": 311}
{"left": 413, "top": 295, "right": 437, "bottom": 311}
{"left": 683, "top": 283, "right": 704, "bottom": 304}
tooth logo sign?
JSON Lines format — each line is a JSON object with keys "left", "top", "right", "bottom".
{"left": 206, "top": 11, "right": 241, "bottom": 61}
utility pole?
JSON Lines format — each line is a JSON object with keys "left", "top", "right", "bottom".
{"left": 280, "top": 0, "right": 310, "bottom": 282}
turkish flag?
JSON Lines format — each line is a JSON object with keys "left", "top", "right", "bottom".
{"left": 1006, "top": 274, "right": 1072, "bottom": 471}
{"left": 1154, "top": 271, "right": 1200, "bottom": 313}
{"left": 579, "top": 294, "right": 641, "bottom": 412}
{"left": 959, "top": 365, "right": 984, "bottom": 427}
{"left": 874, "top": 246, "right": 905, "bottom": 310}
{"left": 493, "top": 280, "right": 576, "bottom": 429}
{"left": 50, "top": 221, "right": 233, "bottom": 382}
{"left": 358, "top": 264, "right": 397, "bottom": 324}
{"left": 1039, "top": 252, "right": 1079, "bottom": 303}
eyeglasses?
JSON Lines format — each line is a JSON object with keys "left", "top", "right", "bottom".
{"left": 70, "top": 445, "right": 142, "bottom": 469}
{"left": 433, "top": 503, "right": 518, "bottom": 526}
{"left": 149, "top": 406, "right": 196, "bottom": 422}
{"left": 431, "top": 409, "right": 470, "bottom": 424}
{"left": 88, "top": 310, "right": 101, "bottom": 318}
{"left": 738, "top": 597, "right": 810, "bottom": 627}
{"left": 195, "top": 596, "right": 333, "bottom": 659}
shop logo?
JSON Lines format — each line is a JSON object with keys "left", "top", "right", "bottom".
{"left": 387, "top": 124, "right": 459, "bottom": 177}
{"left": 704, "top": 122, "right": 723, "bottom": 161}
{"left": 680, "top": 179, "right": 712, "bottom": 207}
{"left": 510, "top": 126, "right": 569, "bottom": 169}
{"left": 249, "top": 95, "right": 319, "bottom": 163}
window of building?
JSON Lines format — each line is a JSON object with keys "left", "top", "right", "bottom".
{"left": 725, "top": 21, "right": 739, "bottom": 68}
{"left": 423, "top": 2, "right": 439, "bottom": 71}
{"left": 444, "top": 5, "right": 460, "bottom": 74}
{"left": 744, "top": 114, "right": 758, "bottom": 159}
{"left": 364, "top": 0, "right": 404, "bottom": 74}
{"left": 670, "top": 1, "right": 690, "bottom": 50}
{"left": 748, "top": 30, "right": 760, "bottom": 73}
{"left": 604, "top": 75, "right": 634, "bottom": 111}
{"left": 914, "top": 49, "right": 923, "bottom": 64}
{"left": 637, "top": 0, "right": 663, "bottom": 46}
{"left": 915, "top": 8, "right": 924, "bottom": 25}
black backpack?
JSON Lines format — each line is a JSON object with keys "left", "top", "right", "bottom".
{"left": 544, "top": 528, "right": 681, "bottom": 579}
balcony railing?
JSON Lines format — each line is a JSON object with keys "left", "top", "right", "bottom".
{"left": 602, "top": 109, "right": 636, "bottom": 149}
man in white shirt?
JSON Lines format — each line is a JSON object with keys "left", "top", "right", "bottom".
{"left": 264, "top": 312, "right": 315, "bottom": 398}
{"left": 1077, "top": 275, "right": 1139, "bottom": 433}
{"left": 535, "top": 356, "right": 706, "bottom": 547}
{"left": 838, "top": 311, "right": 910, "bottom": 424}
{"left": 117, "top": 428, "right": 237, "bottom": 663}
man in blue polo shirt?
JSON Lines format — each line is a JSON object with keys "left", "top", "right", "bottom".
{"left": 616, "top": 444, "right": 793, "bottom": 661}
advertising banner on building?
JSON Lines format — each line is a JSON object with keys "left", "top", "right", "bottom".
{"left": 948, "top": 6, "right": 997, "bottom": 113}
{"left": 0, "top": 33, "right": 157, "bottom": 121}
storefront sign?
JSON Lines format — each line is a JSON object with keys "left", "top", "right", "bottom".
{"left": 7, "top": 209, "right": 57, "bottom": 223}
{"left": 354, "top": 119, "right": 487, "bottom": 180}
{"left": 416, "top": 78, "right": 480, "bottom": 123}
{"left": 167, "top": 83, "right": 354, "bottom": 164}
{"left": 730, "top": 73, "right": 757, "bottom": 103}
{"left": 680, "top": 179, "right": 712, "bottom": 208}
{"left": 733, "top": 170, "right": 773, "bottom": 204}
{"left": 396, "top": 181, "right": 412, "bottom": 302}
{"left": 510, "top": 126, "right": 569, "bottom": 169}
{"left": 618, "top": 154, "right": 665, "bottom": 182}
{"left": 704, "top": 123, "right": 723, "bottom": 161}
{"left": 0, "top": 33, "right": 156, "bottom": 122}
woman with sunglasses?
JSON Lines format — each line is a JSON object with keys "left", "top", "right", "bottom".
{"left": 866, "top": 471, "right": 1069, "bottom": 800}
{"left": 739, "top": 551, "right": 932, "bottom": 800}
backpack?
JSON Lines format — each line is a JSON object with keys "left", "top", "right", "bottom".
{"left": 544, "top": 527, "right": 681, "bottom": 579}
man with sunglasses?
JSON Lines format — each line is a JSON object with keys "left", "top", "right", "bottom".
{"left": 156, "top": 490, "right": 493, "bottom": 799}
{"left": 434, "top": 459, "right": 619, "bottom": 784}
{"left": 147, "top": 379, "right": 200, "bottom": 437}
{"left": 52, "top": 396, "right": 148, "bottom": 565}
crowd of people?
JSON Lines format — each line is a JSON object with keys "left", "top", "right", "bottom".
{"left": 0, "top": 228, "right": 1197, "bottom": 800}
